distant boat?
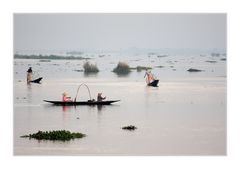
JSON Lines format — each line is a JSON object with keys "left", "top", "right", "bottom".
{"left": 30, "top": 77, "right": 43, "bottom": 84}
{"left": 144, "top": 71, "right": 159, "bottom": 87}
{"left": 43, "top": 100, "right": 120, "bottom": 106}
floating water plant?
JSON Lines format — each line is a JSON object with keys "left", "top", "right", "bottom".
{"left": 205, "top": 60, "right": 217, "bottom": 63}
{"left": 130, "top": 66, "right": 152, "bottom": 72}
{"left": 155, "top": 66, "right": 164, "bottom": 68}
{"left": 20, "top": 130, "right": 86, "bottom": 141}
{"left": 39, "top": 59, "right": 51, "bottom": 62}
{"left": 187, "top": 68, "right": 203, "bottom": 72}
{"left": 122, "top": 125, "right": 137, "bottom": 130}
{"left": 136, "top": 66, "right": 152, "bottom": 72}
{"left": 73, "top": 69, "right": 83, "bottom": 72}
{"left": 157, "top": 55, "right": 168, "bottom": 58}
{"left": 83, "top": 61, "right": 99, "bottom": 74}
{"left": 113, "top": 62, "right": 131, "bottom": 75}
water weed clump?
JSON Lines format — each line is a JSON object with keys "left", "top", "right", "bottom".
{"left": 131, "top": 66, "right": 152, "bottom": 72}
{"left": 187, "top": 68, "right": 203, "bottom": 72}
{"left": 113, "top": 62, "right": 131, "bottom": 75}
{"left": 83, "top": 62, "right": 99, "bottom": 74}
{"left": 20, "top": 130, "right": 86, "bottom": 141}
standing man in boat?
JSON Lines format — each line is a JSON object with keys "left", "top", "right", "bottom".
{"left": 97, "top": 93, "right": 106, "bottom": 102}
{"left": 27, "top": 67, "right": 33, "bottom": 83}
{"left": 62, "top": 92, "right": 72, "bottom": 102}
{"left": 144, "top": 70, "right": 155, "bottom": 84}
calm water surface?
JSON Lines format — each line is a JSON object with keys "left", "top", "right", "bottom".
{"left": 14, "top": 53, "right": 226, "bottom": 155}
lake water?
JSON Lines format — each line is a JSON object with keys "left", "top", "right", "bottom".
{"left": 14, "top": 53, "right": 226, "bottom": 155}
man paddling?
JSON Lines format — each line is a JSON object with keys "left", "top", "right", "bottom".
{"left": 144, "top": 70, "right": 155, "bottom": 84}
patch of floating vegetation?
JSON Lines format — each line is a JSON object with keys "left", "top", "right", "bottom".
{"left": 187, "top": 68, "right": 203, "bottom": 72}
{"left": 130, "top": 66, "right": 152, "bottom": 72}
{"left": 73, "top": 69, "right": 83, "bottom": 72}
{"left": 205, "top": 60, "right": 217, "bottom": 63}
{"left": 130, "top": 59, "right": 141, "bottom": 62}
{"left": 14, "top": 54, "right": 90, "bottom": 60}
{"left": 39, "top": 59, "right": 51, "bottom": 62}
{"left": 155, "top": 66, "right": 164, "bottom": 68}
{"left": 157, "top": 55, "right": 168, "bottom": 58}
{"left": 122, "top": 125, "right": 137, "bottom": 130}
{"left": 20, "top": 130, "right": 86, "bottom": 141}
{"left": 113, "top": 62, "right": 131, "bottom": 75}
{"left": 83, "top": 62, "right": 99, "bottom": 74}
{"left": 211, "top": 53, "right": 221, "bottom": 57}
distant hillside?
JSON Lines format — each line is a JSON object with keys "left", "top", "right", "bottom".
{"left": 14, "top": 54, "right": 91, "bottom": 60}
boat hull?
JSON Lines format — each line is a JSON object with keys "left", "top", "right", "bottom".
{"left": 148, "top": 79, "right": 159, "bottom": 87}
{"left": 43, "top": 100, "right": 120, "bottom": 106}
{"left": 31, "top": 77, "right": 43, "bottom": 83}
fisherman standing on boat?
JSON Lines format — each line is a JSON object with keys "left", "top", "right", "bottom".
{"left": 62, "top": 92, "right": 72, "bottom": 102}
{"left": 97, "top": 93, "right": 106, "bottom": 102}
{"left": 144, "top": 70, "right": 155, "bottom": 84}
{"left": 27, "top": 67, "right": 33, "bottom": 83}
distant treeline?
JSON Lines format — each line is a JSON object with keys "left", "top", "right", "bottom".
{"left": 14, "top": 54, "right": 91, "bottom": 60}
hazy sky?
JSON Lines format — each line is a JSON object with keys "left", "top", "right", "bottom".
{"left": 14, "top": 14, "right": 226, "bottom": 51}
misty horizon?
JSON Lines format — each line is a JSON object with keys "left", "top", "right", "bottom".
{"left": 14, "top": 13, "right": 226, "bottom": 53}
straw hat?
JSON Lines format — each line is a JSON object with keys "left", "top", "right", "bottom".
{"left": 62, "top": 92, "right": 68, "bottom": 96}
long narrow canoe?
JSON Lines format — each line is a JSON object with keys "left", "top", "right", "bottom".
{"left": 43, "top": 100, "right": 120, "bottom": 106}
{"left": 148, "top": 79, "right": 159, "bottom": 87}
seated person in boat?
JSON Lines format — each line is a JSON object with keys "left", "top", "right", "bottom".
{"left": 144, "top": 70, "right": 155, "bottom": 84}
{"left": 27, "top": 67, "right": 33, "bottom": 83}
{"left": 62, "top": 92, "right": 72, "bottom": 102}
{"left": 97, "top": 93, "right": 106, "bottom": 102}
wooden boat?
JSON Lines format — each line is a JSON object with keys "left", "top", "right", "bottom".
{"left": 43, "top": 100, "right": 120, "bottom": 106}
{"left": 148, "top": 79, "right": 159, "bottom": 87}
{"left": 30, "top": 77, "right": 43, "bottom": 83}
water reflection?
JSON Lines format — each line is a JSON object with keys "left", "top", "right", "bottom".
{"left": 62, "top": 105, "right": 74, "bottom": 112}
{"left": 144, "top": 85, "right": 160, "bottom": 109}
{"left": 83, "top": 72, "right": 98, "bottom": 78}
{"left": 114, "top": 72, "right": 131, "bottom": 78}
{"left": 97, "top": 105, "right": 105, "bottom": 113}
{"left": 27, "top": 83, "right": 32, "bottom": 104}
